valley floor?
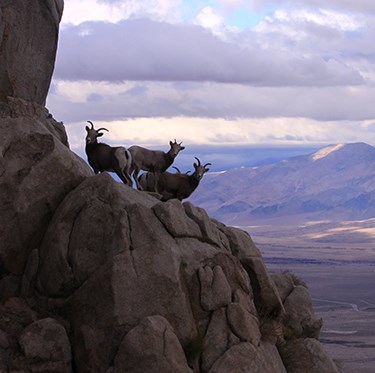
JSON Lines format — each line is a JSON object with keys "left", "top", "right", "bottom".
{"left": 240, "top": 221, "right": 375, "bottom": 373}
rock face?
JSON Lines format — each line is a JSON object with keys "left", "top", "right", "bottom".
{"left": 0, "top": 0, "right": 63, "bottom": 105}
{"left": 0, "top": 2, "right": 340, "bottom": 373}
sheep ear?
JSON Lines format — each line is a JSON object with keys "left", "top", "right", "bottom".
{"left": 194, "top": 163, "right": 198, "bottom": 169}
{"left": 181, "top": 146, "right": 185, "bottom": 150}
{"left": 85, "top": 126, "right": 90, "bottom": 131}
{"left": 98, "top": 133, "right": 104, "bottom": 137}
{"left": 169, "top": 141, "right": 173, "bottom": 147}
{"left": 205, "top": 168, "right": 210, "bottom": 172}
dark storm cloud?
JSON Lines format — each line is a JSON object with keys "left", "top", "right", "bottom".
{"left": 54, "top": 18, "right": 362, "bottom": 86}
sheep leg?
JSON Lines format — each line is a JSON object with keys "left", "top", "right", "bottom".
{"left": 133, "top": 168, "right": 143, "bottom": 191}
{"left": 113, "top": 166, "right": 130, "bottom": 185}
{"left": 161, "top": 191, "right": 175, "bottom": 202}
{"left": 153, "top": 172, "right": 161, "bottom": 193}
{"left": 123, "top": 164, "right": 133, "bottom": 187}
{"left": 112, "top": 148, "right": 133, "bottom": 186}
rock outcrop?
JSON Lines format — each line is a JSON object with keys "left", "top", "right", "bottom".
{"left": 0, "top": 0, "right": 63, "bottom": 105}
{"left": 0, "top": 1, "right": 340, "bottom": 372}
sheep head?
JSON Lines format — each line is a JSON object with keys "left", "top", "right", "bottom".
{"left": 193, "top": 157, "right": 211, "bottom": 180}
{"left": 85, "top": 121, "right": 109, "bottom": 144}
{"left": 169, "top": 139, "right": 185, "bottom": 158}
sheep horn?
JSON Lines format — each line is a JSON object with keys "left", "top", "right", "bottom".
{"left": 87, "top": 120, "right": 94, "bottom": 129}
{"left": 97, "top": 127, "right": 109, "bottom": 132}
{"left": 194, "top": 157, "right": 201, "bottom": 166}
{"left": 172, "top": 166, "right": 181, "bottom": 173}
{"left": 204, "top": 163, "right": 212, "bottom": 168}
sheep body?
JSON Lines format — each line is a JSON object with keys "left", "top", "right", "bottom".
{"left": 129, "top": 140, "right": 185, "bottom": 191}
{"left": 139, "top": 157, "right": 210, "bottom": 201}
{"left": 85, "top": 121, "right": 132, "bottom": 186}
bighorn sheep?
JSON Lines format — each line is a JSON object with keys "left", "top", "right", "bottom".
{"left": 129, "top": 140, "right": 185, "bottom": 191}
{"left": 85, "top": 121, "right": 132, "bottom": 186}
{"left": 139, "top": 157, "right": 211, "bottom": 201}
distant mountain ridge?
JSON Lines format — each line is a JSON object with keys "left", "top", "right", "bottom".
{"left": 190, "top": 142, "right": 375, "bottom": 224}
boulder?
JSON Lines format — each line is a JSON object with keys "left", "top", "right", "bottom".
{"left": 19, "top": 318, "right": 72, "bottom": 373}
{"left": 201, "top": 308, "right": 234, "bottom": 372}
{"left": 216, "top": 223, "right": 283, "bottom": 316}
{"left": 0, "top": 115, "right": 91, "bottom": 275}
{"left": 207, "top": 341, "right": 286, "bottom": 373}
{"left": 226, "top": 302, "right": 261, "bottom": 345}
{"left": 153, "top": 199, "right": 201, "bottom": 238}
{"left": 0, "top": 0, "right": 63, "bottom": 105}
{"left": 278, "top": 338, "right": 339, "bottom": 373}
{"left": 114, "top": 316, "right": 192, "bottom": 373}
{"left": 283, "top": 285, "right": 323, "bottom": 339}
{"left": 199, "top": 265, "right": 232, "bottom": 312}
{"left": 271, "top": 271, "right": 296, "bottom": 302}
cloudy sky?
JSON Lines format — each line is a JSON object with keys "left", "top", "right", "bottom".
{"left": 46, "top": 0, "right": 375, "bottom": 168}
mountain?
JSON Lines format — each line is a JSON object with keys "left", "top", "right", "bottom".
{"left": 189, "top": 142, "right": 375, "bottom": 224}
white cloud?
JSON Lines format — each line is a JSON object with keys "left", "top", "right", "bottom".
{"left": 64, "top": 116, "right": 375, "bottom": 156}
{"left": 250, "top": 0, "right": 375, "bottom": 15}
{"left": 61, "top": 0, "right": 182, "bottom": 26}
{"left": 49, "top": 0, "right": 375, "bottom": 152}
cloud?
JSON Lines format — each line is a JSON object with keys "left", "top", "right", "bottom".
{"left": 250, "top": 0, "right": 375, "bottom": 15}
{"left": 47, "top": 80, "right": 375, "bottom": 123}
{"left": 61, "top": 115, "right": 375, "bottom": 155}
{"left": 49, "top": 1, "right": 375, "bottom": 153}
{"left": 61, "top": 0, "right": 182, "bottom": 25}
{"left": 54, "top": 18, "right": 363, "bottom": 86}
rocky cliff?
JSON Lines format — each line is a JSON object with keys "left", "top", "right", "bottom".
{"left": 0, "top": 1, "right": 339, "bottom": 372}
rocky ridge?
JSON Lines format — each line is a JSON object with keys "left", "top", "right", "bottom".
{"left": 0, "top": 1, "right": 339, "bottom": 372}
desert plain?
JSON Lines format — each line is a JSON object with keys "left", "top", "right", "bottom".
{"left": 242, "top": 218, "right": 375, "bottom": 373}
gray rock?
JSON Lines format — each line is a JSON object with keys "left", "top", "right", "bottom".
{"left": 201, "top": 308, "right": 232, "bottom": 372}
{"left": 271, "top": 271, "right": 296, "bottom": 302}
{"left": 184, "top": 202, "right": 230, "bottom": 250}
{"left": 226, "top": 303, "right": 261, "bottom": 346}
{"left": 283, "top": 285, "right": 323, "bottom": 339}
{"left": 0, "top": 0, "right": 63, "bottom": 105}
{"left": 21, "top": 249, "right": 39, "bottom": 299}
{"left": 18, "top": 318, "right": 72, "bottom": 373}
{"left": 199, "top": 265, "right": 232, "bottom": 312}
{"left": 278, "top": 338, "right": 339, "bottom": 373}
{"left": 37, "top": 173, "right": 157, "bottom": 297}
{"left": 208, "top": 341, "right": 287, "bottom": 373}
{"left": 0, "top": 116, "right": 91, "bottom": 275}
{"left": 219, "top": 225, "right": 284, "bottom": 317}
{"left": 207, "top": 342, "right": 257, "bottom": 373}
{"left": 0, "top": 329, "right": 9, "bottom": 349}
{"left": 114, "top": 316, "right": 192, "bottom": 373}
{"left": 0, "top": 274, "right": 20, "bottom": 302}
{"left": 153, "top": 199, "right": 201, "bottom": 238}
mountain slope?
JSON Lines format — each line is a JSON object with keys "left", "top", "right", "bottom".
{"left": 190, "top": 142, "right": 375, "bottom": 223}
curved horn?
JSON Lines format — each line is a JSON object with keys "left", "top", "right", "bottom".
{"left": 194, "top": 157, "right": 201, "bottom": 166}
{"left": 172, "top": 166, "right": 181, "bottom": 173}
{"left": 87, "top": 120, "right": 94, "bottom": 129}
{"left": 203, "top": 163, "right": 212, "bottom": 168}
{"left": 97, "top": 127, "right": 109, "bottom": 132}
